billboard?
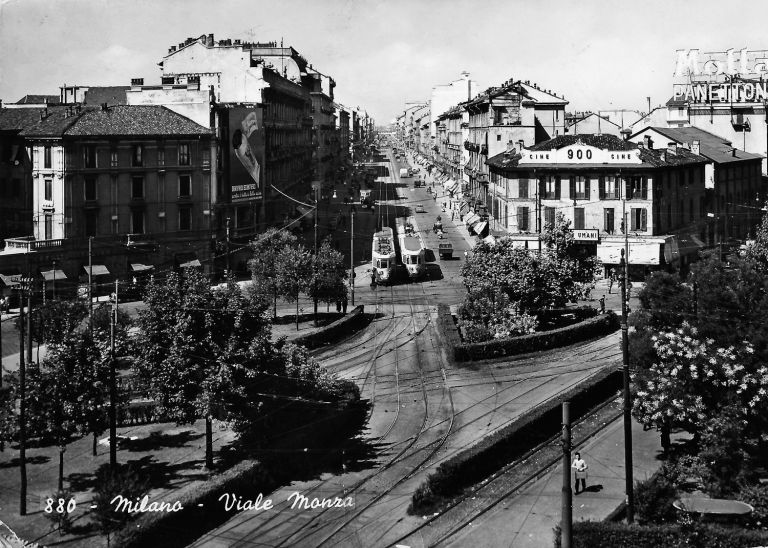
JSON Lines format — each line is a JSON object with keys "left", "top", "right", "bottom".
{"left": 228, "top": 107, "right": 264, "bottom": 202}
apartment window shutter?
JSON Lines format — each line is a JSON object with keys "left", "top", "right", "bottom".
{"left": 555, "top": 175, "right": 561, "bottom": 199}
{"left": 585, "top": 177, "right": 591, "bottom": 199}
{"left": 642, "top": 177, "right": 648, "bottom": 199}
{"left": 599, "top": 175, "right": 605, "bottom": 199}
{"left": 641, "top": 208, "right": 648, "bottom": 231}
{"left": 569, "top": 176, "right": 575, "bottom": 200}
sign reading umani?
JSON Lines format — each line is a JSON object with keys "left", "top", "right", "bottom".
{"left": 571, "top": 229, "right": 599, "bottom": 242}
{"left": 673, "top": 48, "right": 768, "bottom": 104}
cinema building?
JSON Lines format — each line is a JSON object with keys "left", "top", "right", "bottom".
{"left": 486, "top": 134, "right": 714, "bottom": 277}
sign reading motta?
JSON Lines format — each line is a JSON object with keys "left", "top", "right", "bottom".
{"left": 673, "top": 48, "right": 768, "bottom": 104}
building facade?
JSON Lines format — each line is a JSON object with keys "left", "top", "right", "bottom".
{"left": 486, "top": 134, "right": 711, "bottom": 275}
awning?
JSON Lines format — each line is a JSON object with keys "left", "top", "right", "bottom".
{"left": 0, "top": 273, "right": 21, "bottom": 287}
{"left": 82, "top": 265, "right": 110, "bottom": 277}
{"left": 475, "top": 221, "right": 488, "bottom": 235}
{"left": 664, "top": 234, "right": 705, "bottom": 263}
{"left": 180, "top": 259, "right": 202, "bottom": 268}
{"left": 41, "top": 269, "right": 67, "bottom": 281}
{"left": 464, "top": 212, "right": 479, "bottom": 226}
{"left": 445, "top": 180, "right": 458, "bottom": 193}
{"left": 483, "top": 234, "right": 497, "bottom": 245}
{"left": 460, "top": 202, "right": 470, "bottom": 215}
{"left": 131, "top": 263, "right": 154, "bottom": 273}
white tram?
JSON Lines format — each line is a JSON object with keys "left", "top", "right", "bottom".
{"left": 371, "top": 227, "right": 396, "bottom": 284}
{"left": 396, "top": 218, "right": 426, "bottom": 280}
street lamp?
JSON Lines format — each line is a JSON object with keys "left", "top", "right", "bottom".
{"left": 350, "top": 207, "right": 355, "bottom": 307}
{"left": 12, "top": 276, "right": 32, "bottom": 515}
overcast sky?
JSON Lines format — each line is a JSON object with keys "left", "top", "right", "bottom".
{"left": 2, "top": 0, "right": 768, "bottom": 124}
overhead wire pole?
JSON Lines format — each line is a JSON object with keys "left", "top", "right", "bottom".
{"left": 17, "top": 278, "right": 27, "bottom": 515}
{"left": 621, "top": 195, "right": 634, "bottom": 523}
{"left": 350, "top": 209, "right": 355, "bottom": 306}
{"left": 561, "top": 401, "right": 572, "bottom": 548}
{"left": 314, "top": 184, "right": 319, "bottom": 326}
{"left": 88, "top": 236, "right": 93, "bottom": 334}
{"left": 109, "top": 280, "right": 118, "bottom": 469}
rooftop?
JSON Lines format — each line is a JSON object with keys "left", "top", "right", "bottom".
{"left": 15, "top": 94, "right": 60, "bottom": 105}
{"left": 0, "top": 108, "right": 46, "bottom": 132}
{"left": 65, "top": 105, "right": 212, "bottom": 137}
{"left": 634, "top": 126, "right": 763, "bottom": 164}
{"left": 18, "top": 106, "right": 84, "bottom": 137}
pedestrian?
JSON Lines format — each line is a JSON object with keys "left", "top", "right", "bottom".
{"left": 599, "top": 295, "right": 605, "bottom": 314}
{"left": 336, "top": 300, "right": 342, "bottom": 313}
{"left": 342, "top": 294, "right": 348, "bottom": 314}
{"left": 451, "top": 210, "right": 455, "bottom": 221}
{"left": 608, "top": 268, "right": 615, "bottom": 294}
{"left": 571, "top": 452, "right": 588, "bottom": 495}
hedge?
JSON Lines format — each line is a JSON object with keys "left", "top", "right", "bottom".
{"left": 436, "top": 304, "right": 462, "bottom": 356}
{"left": 292, "top": 305, "right": 366, "bottom": 349}
{"left": 553, "top": 521, "right": 768, "bottom": 548}
{"left": 112, "top": 459, "right": 277, "bottom": 548}
{"left": 409, "top": 366, "right": 621, "bottom": 514}
{"left": 453, "top": 311, "right": 619, "bottom": 362}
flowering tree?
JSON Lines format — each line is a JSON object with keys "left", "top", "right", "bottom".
{"left": 457, "top": 289, "right": 537, "bottom": 342}
{"left": 633, "top": 322, "right": 768, "bottom": 435}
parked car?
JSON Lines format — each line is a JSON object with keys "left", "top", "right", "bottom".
{"left": 415, "top": 204, "right": 426, "bottom": 213}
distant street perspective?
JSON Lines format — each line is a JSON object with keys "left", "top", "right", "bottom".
{"left": 2, "top": 6, "right": 768, "bottom": 548}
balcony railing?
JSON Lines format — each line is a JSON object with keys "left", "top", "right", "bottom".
{"left": 4, "top": 237, "right": 64, "bottom": 253}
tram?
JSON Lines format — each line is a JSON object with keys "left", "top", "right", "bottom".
{"left": 396, "top": 218, "right": 426, "bottom": 280}
{"left": 371, "top": 227, "right": 396, "bottom": 284}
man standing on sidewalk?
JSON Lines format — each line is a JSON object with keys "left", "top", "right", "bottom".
{"left": 572, "top": 452, "right": 588, "bottom": 494}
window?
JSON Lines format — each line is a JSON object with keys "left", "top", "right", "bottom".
{"left": 179, "top": 206, "right": 191, "bottom": 231}
{"left": 573, "top": 175, "right": 588, "bottom": 200}
{"left": 44, "top": 146, "right": 52, "bottom": 169}
{"left": 518, "top": 179, "right": 528, "bottom": 199}
{"left": 84, "top": 177, "right": 97, "bottom": 201}
{"left": 542, "top": 175, "right": 559, "bottom": 199}
{"left": 630, "top": 208, "right": 648, "bottom": 231}
{"left": 201, "top": 147, "right": 210, "bottom": 167}
{"left": 131, "top": 176, "right": 144, "bottom": 199}
{"left": 85, "top": 211, "right": 97, "bottom": 237}
{"left": 132, "top": 145, "right": 143, "bottom": 167}
{"left": 178, "top": 143, "right": 190, "bottom": 166}
{"left": 604, "top": 208, "right": 615, "bottom": 234}
{"left": 602, "top": 176, "right": 619, "bottom": 199}
{"left": 517, "top": 206, "right": 529, "bottom": 231}
{"left": 158, "top": 148, "right": 165, "bottom": 167}
{"left": 496, "top": 134, "right": 501, "bottom": 141}
{"left": 44, "top": 178, "right": 52, "bottom": 201}
{"left": 44, "top": 214, "right": 53, "bottom": 240}
{"left": 83, "top": 145, "right": 96, "bottom": 168}
{"left": 629, "top": 176, "right": 647, "bottom": 199}
{"left": 689, "top": 198, "right": 694, "bottom": 222}
{"left": 131, "top": 209, "right": 144, "bottom": 233}
{"left": 574, "top": 207, "right": 585, "bottom": 230}
{"left": 179, "top": 174, "right": 191, "bottom": 197}
{"left": 110, "top": 149, "right": 118, "bottom": 168}
{"left": 544, "top": 206, "right": 556, "bottom": 227}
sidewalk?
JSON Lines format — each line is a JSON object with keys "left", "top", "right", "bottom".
{"left": 447, "top": 418, "right": 669, "bottom": 548}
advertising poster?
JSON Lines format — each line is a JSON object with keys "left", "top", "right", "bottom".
{"left": 228, "top": 107, "right": 264, "bottom": 202}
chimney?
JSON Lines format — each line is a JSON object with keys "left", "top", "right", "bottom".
{"left": 691, "top": 140, "right": 700, "bottom": 155}
{"left": 101, "top": 102, "right": 109, "bottom": 112}
{"left": 131, "top": 77, "right": 144, "bottom": 88}
{"left": 208, "top": 33, "right": 214, "bottom": 46}
{"left": 644, "top": 135, "right": 653, "bottom": 149}
{"left": 667, "top": 142, "right": 677, "bottom": 155}
{"left": 169, "top": 45, "right": 176, "bottom": 53}
{"left": 234, "top": 39, "right": 241, "bottom": 45}
{"left": 661, "top": 150, "right": 667, "bottom": 163}
{"left": 732, "top": 147, "right": 738, "bottom": 157}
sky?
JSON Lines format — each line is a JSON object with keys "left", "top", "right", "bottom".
{"left": 3, "top": 0, "right": 768, "bottom": 124}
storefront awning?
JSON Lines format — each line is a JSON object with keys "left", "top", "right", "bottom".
{"left": 483, "top": 234, "right": 497, "bottom": 245}
{"left": 180, "top": 259, "right": 202, "bottom": 268}
{"left": 664, "top": 234, "right": 705, "bottom": 263}
{"left": 42, "top": 269, "right": 68, "bottom": 281}
{"left": 131, "top": 263, "right": 154, "bottom": 273}
{"left": 465, "top": 212, "right": 479, "bottom": 226}
{"left": 0, "top": 273, "right": 21, "bottom": 287}
{"left": 597, "top": 240, "right": 662, "bottom": 265}
{"left": 460, "top": 202, "right": 470, "bottom": 215}
{"left": 82, "top": 265, "right": 110, "bottom": 277}
{"left": 474, "top": 221, "right": 488, "bottom": 235}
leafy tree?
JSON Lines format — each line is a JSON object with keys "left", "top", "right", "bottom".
{"left": 632, "top": 322, "right": 768, "bottom": 437}
{"left": 249, "top": 228, "right": 299, "bottom": 318}
{"left": 274, "top": 244, "right": 313, "bottom": 330}
{"left": 457, "top": 289, "right": 537, "bottom": 342}
{"left": 634, "top": 271, "right": 692, "bottom": 330}
{"left": 309, "top": 238, "right": 348, "bottom": 311}
{"left": 133, "top": 270, "right": 271, "bottom": 468}
{"left": 542, "top": 211, "right": 574, "bottom": 258}
{"left": 0, "top": 383, "right": 16, "bottom": 452}
{"left": 92, "top": 464, "right": 149, "bottom": 546}
{"left": 745, "top": 201, "right": 768, "bottom": 270}
{"left": 698, "top": 405, "right": 754, "bottom": 497}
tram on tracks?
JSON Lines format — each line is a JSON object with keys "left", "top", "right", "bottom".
{"left": 395, "top": 218, "right": 426, "bottom": 280}
{"left": 371, "top": 226, "right": 396, "bottom": 284}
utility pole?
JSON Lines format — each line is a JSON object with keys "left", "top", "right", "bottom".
{"left": 109, "top": 280, "right": 118, "bottom": 469}
{"left": 88, "top": 236, "right": 93, "bottom": 333}
{"left": 314, "top": 185, "right": 319, "bottom": 326}
{"left": 561, "top": 401, "right": 572, "bottom": 548}
{"left": 52, "top": 260, "right": 57, "bottom": 300}
{"left": 620, "top": 200, "right": 634, "bottom": 522}
{"left": 350, "top": 208, "right": 355, "bottom": 306}
{"left": 225, "top": 217, "right": 231, "bottom": 279}
{"left": 17, "top": 279, "right": 27, "bottom": 515}
{"left": 26, "top": 279, "right": 32, "bottom": 366}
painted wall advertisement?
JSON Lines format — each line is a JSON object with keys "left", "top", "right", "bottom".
{"left": 228, "top": 107, "right": 264, "bottom": 202}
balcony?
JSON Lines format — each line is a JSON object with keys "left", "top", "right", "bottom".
{"left": 3, "top": 236, "right": 64, "bottom": 254}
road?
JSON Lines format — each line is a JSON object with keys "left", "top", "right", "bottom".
{"left": 188, "top": 150, "right": 621, "bottom": 548}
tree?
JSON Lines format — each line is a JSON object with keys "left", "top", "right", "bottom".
{"left": 745, "top": 201, "right": 768, "bottom": 269}
{"left": 274, "top": 245, "right": 313, "bottom": 330}
{"left": 308, "top": 238, "right": 348, "bottom": 311}
{"left": 134, "top": 270, "right": 272, "bottom": 469}
{"left": 92, "top": 464, "right": 149, "bottom": 546}
{"left": 632, "top": 322, "right": 768, "bottom": 437}
{"left": 634, "top": 271, "right": 692, "bottom": 330}
{"left": 542, "top": 211, "right": 574, "bottom": 258}
{"left": 249, "top": 228, "right": 299, "bottom": 318}
{"left": 457, "top": 289, "right": 537, "bottom": 342}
